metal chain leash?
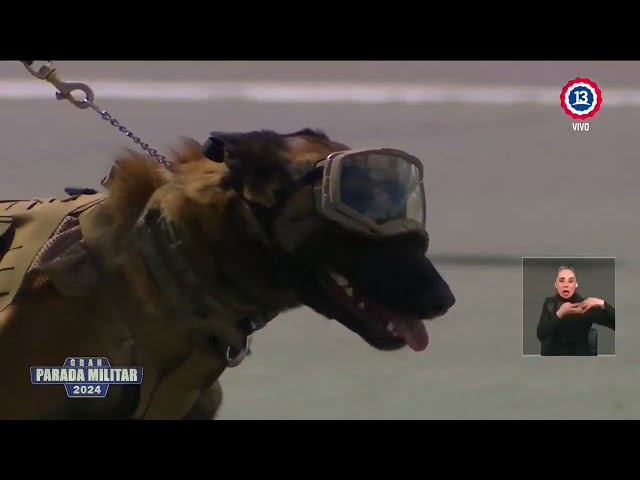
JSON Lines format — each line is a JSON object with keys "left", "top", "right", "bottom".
{"left": 82, "top": 98, "right": 172, "bottom": 168}
{"left": 19, "top": 60, "right": 173, "bottom": 170}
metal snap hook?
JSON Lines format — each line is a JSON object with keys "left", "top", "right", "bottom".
{"left": 53, "top": 82, "right": 95, "bottom": 109}
{"left": 226, "top": 334, "right": 252, "bottom": 368}
{"left": 20, "top": 60, "right": 95, "bottom": 109}
{"left": 21, "top": 60, "right": 54, "bottom": 80}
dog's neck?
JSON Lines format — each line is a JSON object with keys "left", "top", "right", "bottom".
{"left": 131, "top": 205, "right": 279, "bottom": 366}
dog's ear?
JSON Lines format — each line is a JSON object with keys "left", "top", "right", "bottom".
{"left": 202, "top": 135, "right": 248, "bottom": 194}
{"left": 202, "top": 134, "right": 292, "bottom": 208}
{"left": 202, "top": 136, "right": 229, "bottom": 164}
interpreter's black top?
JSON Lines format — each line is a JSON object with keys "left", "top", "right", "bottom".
{"left": 536, "top": 293, "right": 615, "bottom": 356}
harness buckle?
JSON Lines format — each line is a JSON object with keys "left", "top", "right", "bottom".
{"left": 225, "top": 332, "right": 252, "bottom": 368}
{"left": 224, "top": 314, "right": 271, "bottom": 368}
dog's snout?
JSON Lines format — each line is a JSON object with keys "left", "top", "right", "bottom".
{"left": 429, "top": 289, "right": 456, "bottom": 318}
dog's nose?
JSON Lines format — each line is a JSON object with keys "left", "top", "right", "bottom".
{"left": 430, "top": 289, "right": 456, "bottom": 317}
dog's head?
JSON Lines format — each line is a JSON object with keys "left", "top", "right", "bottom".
{"left": 112, "top": 128, "right": 455, "bottom": 353}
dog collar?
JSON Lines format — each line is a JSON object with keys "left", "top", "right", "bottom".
{"left": 131, "top": 206, "right": 276, "bottom": 368}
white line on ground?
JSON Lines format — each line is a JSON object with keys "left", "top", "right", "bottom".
{"left": 0, "top": 79, "right": 637, "bottom": 106}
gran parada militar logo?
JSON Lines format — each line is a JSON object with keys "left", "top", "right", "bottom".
{"left": 31, "top": 357, "right": 143, "bottom": 398}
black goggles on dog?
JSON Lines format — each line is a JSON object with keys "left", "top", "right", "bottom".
{"left": 305, "top": 148, "right": 426, "bottom": 236}
{"left": 203, "top": 138, "right": 426, "bottom": 237}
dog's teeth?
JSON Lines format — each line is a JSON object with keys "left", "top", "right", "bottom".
{"left": 387, "top": 322, "right": 400, "bottom": 336}
{"left": 330, "top": 271, "right": 349, "bottom": 286}
{"left": 358, "top": 302, "right": 365, "bottom": 309}
{"left": 345, "top": 287, "right": 353, "bottom": 297}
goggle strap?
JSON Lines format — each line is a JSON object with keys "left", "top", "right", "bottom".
{"left": 289, "top": 165, "right": 324, "bottom": 193}
{"left": 245, "top": 165, "right": 324, "bottom": 224}
{"left": 273, "top": 165, "right": 324, "bottom": 208}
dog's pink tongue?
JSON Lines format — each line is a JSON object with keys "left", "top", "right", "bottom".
{"left": 391, "top": 318, "right": 429, "bottom": 352}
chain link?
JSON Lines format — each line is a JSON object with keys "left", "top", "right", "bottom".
{"left": 81, "top": 98, "right": 173, "bottom": 169}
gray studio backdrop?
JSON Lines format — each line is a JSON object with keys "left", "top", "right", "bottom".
{"left": 522, "top": 257, "right": 616, "bottom": 356}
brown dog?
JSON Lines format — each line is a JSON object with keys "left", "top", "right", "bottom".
{"left": 0, "top": 128, "right": 455, "bottom": 419}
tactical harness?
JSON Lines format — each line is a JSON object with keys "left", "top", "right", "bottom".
{"left": 0, "top": 194, "right": 105, "bottom": 312}
{"left": 0, "top": 137, "right": 318, "bottom": 420}
{"left": 0, "top": 186, "right": 278, "bottom": 419}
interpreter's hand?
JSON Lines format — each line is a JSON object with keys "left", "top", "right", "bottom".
{"left": 556, "top": 302, "right": 585, "bottom": 318}
{"left": 578, "top": 297, "right": 605, "bottom": 312}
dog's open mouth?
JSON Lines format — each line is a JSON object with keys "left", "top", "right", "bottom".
{"left": 319, "top": 268, "right": 429, "bottom": 351}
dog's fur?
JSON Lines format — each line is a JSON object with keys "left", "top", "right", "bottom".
{"left": 0, "top": 128, "right": 455, "bottom": 420}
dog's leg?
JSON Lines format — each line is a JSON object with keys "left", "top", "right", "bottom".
{"left": 180, "top": 381, "right": 224, "bottom": 420}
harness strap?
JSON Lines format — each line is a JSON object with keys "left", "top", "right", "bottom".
{"left": 133, "top": 343, "right": 228, "bottom": 420}
{"left": 75, "top": 195, "right": 276, "bottom": 419}
{"left": 0, "top": 194, "right": 106, "bottom": 312}
{"left": 131, "top": 207, "right": 275, "bottom": 365}
{"left": 132, "top": 208, "right": 244, "bottom": 349}
{"left": 128, "top": 207, "right": 278, "bottom": 419}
